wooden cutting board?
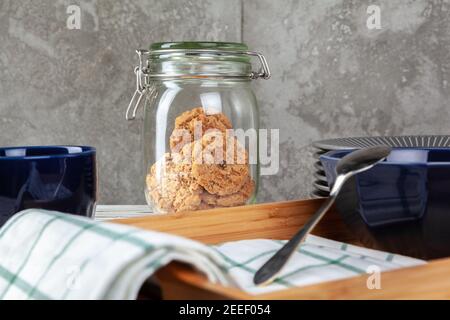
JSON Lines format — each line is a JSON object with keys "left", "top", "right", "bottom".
{"left": 114, "top": 199, "right": 450, "bottom": 300}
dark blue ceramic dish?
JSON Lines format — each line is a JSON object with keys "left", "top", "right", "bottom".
{"left": 0, "top": 146, "right": 97, "bottom": 227}
{"left": 321, "top": 148, "right": 450, "bottom": 260}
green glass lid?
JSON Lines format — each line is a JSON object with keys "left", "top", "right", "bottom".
{"left": 150, "top": 42, "right": 249, "bottom": 51}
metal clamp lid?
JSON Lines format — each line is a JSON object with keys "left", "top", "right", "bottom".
{"left": 126, "top": 48, "right": 271, "bottom": 121}
{"left": 125, "top": 50, "right": 149, "bottom": 121}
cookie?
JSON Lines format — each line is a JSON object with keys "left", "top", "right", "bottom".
{"left": 190, "top": 131, "right": 250, "bottom": 196}
{"left": 146, "top": 153, "right": 203, "bottom": 213}
{"left": 145, "top": 154, "right": 177, "bottom": 212}
{"left": 201, "top": 177, "right": 255, "bottom": 207}
{"left": 169, "top": 107, "right": 232, "bottom": 152}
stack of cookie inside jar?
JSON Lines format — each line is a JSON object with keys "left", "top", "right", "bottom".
{"left": 146, "top": 107, "right": 255, "bottom": 213}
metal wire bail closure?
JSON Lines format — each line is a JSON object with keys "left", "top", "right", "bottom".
{"left": 126, "top": 48, "right": 270, "bottom": 120}
{"left": 248, "top": 51, "right": 271, "bottom": 80}
{"left": 126, "top": 50, "right": 149, "bottom": 121}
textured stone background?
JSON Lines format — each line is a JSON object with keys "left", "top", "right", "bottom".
{"left": 0, "top": 0, "right": 449, "bottom": 204}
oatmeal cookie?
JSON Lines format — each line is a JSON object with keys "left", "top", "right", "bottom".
{"left": 190, "top": 131, "right": 250, "bottom": 196}
{"left": 146, "top": 153, "right": 203, "bottom": 213}
{"left": 169, "top": 107, "right": 232, "bottom": 152}
{"left": 201, "top": 177, "right": 255, "bottom": 207}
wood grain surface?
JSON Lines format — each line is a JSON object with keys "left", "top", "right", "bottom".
{"left": 114, "top": 199, "right": 450, "bottom": 300}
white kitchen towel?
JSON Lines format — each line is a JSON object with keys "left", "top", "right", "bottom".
{"left": 0, "top": 209, "right": 425, "bottom": 299}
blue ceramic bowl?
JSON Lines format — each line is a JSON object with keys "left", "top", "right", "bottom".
{"left": 320, "top": 148, "right": 450, "bottom": 259}
{"left": 0, "top": 146, "right": 97, "bottom": 226}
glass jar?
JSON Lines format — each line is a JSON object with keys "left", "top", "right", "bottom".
{"left": 126, "top": 42, "right": 270, "bottom": 213}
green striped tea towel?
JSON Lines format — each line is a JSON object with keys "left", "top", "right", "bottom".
{"left": 0, "top": 209, "right": 425, "bottom": 299}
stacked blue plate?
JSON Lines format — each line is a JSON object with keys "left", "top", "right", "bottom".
{"left": 311, "top": 135, "right": 450, "bottom": 198}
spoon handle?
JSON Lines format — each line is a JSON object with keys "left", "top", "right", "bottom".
{"left": 253, "top": 195, "right": 337, "bottom": 286}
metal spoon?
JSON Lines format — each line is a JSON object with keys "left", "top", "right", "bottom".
{"left": 253, "top": 145, "right": 392, "bottom": 286}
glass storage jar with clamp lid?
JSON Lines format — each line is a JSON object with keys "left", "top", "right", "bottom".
{"left": 126, "top": 42, "right": 271, "bottom": 213}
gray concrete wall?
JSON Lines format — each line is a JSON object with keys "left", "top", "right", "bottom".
{"left": 1, "top": 0, "right": 449, "bottom": 204}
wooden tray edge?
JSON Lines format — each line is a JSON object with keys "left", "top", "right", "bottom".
{"left": 114, "top": 199, "right": 450, "bottom": 299}
{"left": 156, "top": 257, "right": 450, "bottom": 300}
